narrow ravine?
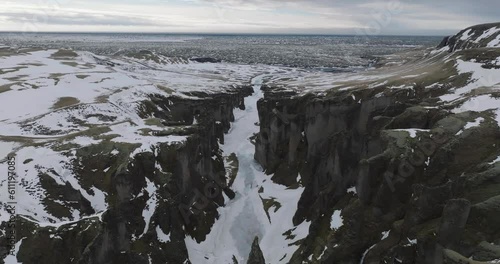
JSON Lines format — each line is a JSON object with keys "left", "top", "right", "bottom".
{"left": 185, "top": 75, "right": 310, "bottom": 264}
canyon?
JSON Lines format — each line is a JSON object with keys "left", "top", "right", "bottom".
{"left": 0, "top": 23, "right": 500, "bottom": 264}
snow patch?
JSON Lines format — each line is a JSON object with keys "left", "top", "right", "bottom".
{"left": 460, "top": 29, "right": 473, "bottom": 41}
{"left": 0, "top": 141, "right": 18, "bottom": 160}
{"left": 156, "top": 226, "right": 171, "bottom": 243}
{"left": 347, "top": 186, "right": 357, "bottom": 194}
{"left": 330, "top": 210, "right": 343, "bottom": 230}
{"left": 489, "top": 156, "right": 500, "bottom": 165}
{"left": 381, "top": 230, "right": 390, "bottom": 240}
{"left": 430, "top": 47, "right": 449, "bottom": 55}
{"left": 488, "top": 35, "right": 500, "bottom": 47}
{"left": 392, "top": 129, "right": 430, "bottom": 138}
{"left": 475, "top": 27, "right": 500, "bottom": 43}
{"left": 440, "top": 59, "right": 500, "bottom": 102}
{"left": 140, "top": 179, "right": 158, "bottom": 238}
{"left": 3, "top": 239, "right": 23, "bottom": 264}
{"left": 452, "top": 95, "right": 500, "bottom": 126}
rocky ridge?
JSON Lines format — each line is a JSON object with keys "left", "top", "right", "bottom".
{"left": 438, "top": 22, "right": 500, "bottom": 52}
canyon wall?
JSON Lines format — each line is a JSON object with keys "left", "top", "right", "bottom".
{"left": 0, "top": 87, "right": 253, "bottom": 264}
{"left": 255, "top": 85, "right": 500, "bottom": 263}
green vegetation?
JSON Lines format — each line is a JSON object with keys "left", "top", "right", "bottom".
{"left": 51, "top": 97, "right": 81, "bottom": 109}
{"left": 282, "top": 229, "right": 296, "bottom": 240}
{"left": 73, "top": 140, "right": 141, "bottom": 206}
{"left": 61, "top": 61, "right": 79, "bottom": 67}
{"left": 92, "top": 77, "right": 112, "bottom": 84}
{"left": 145, "top": 118, "right": 165, "bottom": 127}
{"left": 0, "top": 83, "right": 16, "bottom": 93}
{"left": 50, "top": 49, "right": 78, "bottom": 58}
{"left": 260, "top": 197, "right": 282, "bottom": 221}
{"left": 0, "top": 66, "right": 28, "bottom": 74}
{"left": 49, "top": 73, "right": 65, "bottom": 85}
{"left": 94, "top": 94, "right": 109, "bottom": 103}
{"left": 457, "top": 48, "right": 500, "bottom": 63}
{"left": 4, "top": 74, "right": 29, "bottom": 82}
{"left": 125, "top": 50, "right": 163, "bottom": 63}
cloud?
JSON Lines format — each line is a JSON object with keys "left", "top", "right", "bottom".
{"left": 0, "top": 0, "right": 498, "bottom": 34}
{"left": 198, "top": 0, "right": 500, "bottom": 34}
{"left": 0, "top": 11, "right": 163, "bottom": 27}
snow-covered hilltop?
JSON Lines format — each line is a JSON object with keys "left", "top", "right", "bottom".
{"left": 1, "top": 22, "right": 500, "bottom": 264}
{"left": 438, "top": 22, "right": 500, "bottom": 51}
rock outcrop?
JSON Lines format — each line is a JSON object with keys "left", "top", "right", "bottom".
{"left": 247, "top": 237, "right": 266, "bottom": 264}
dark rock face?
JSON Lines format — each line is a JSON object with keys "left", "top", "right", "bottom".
{"left": 247, "top": 237, "right": 266, "bottom": 264}
{"left": 190, "top": 57, "right": 222, "bottom": 63}
{"left": 438, "top": 199, "right": 471, "bottom": 249}
{"left": 0, "top": 87, "right": 253, "bottom": 264}
{"left": 254, "top": 86, "right": 500, "bottom": 263}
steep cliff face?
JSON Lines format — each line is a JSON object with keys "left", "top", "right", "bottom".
{"left": 255, "top": 88, "right": 500, "bottom": 263}
{"left": 254, "top": 24, "right": 500, "bottom": 263}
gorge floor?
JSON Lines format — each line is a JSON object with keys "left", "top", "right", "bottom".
{"left": 186, "top": 75, "right": 310, "bottom": 264}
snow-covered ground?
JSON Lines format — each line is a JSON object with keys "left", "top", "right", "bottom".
{"left": 0, "top": 47, "right": 312, "bottom": 263}
{"left": 440, "top": 58, "right": 500, "bottom": 102}
{"left": 0, "top": 48, "right": 281, "bottom": 228}
{"left": 0, "top": 48, "right": 277, "bottom": 137}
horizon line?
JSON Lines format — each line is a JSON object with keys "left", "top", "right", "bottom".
{"left": 0, "top": 31, "right": 448, "bottom": 38}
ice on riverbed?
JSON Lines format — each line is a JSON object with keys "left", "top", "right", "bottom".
{"left": 185, "top": 75, "right": 310, "bottom": 264}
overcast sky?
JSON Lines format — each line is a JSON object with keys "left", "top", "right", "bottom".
{"left": 0, "top": 0, "right": 499, "bottom": 35}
